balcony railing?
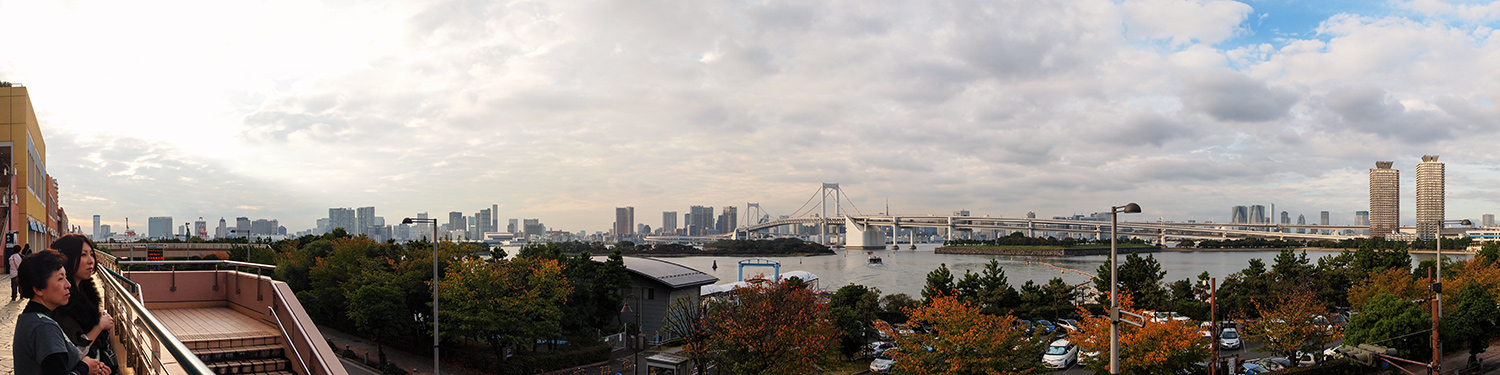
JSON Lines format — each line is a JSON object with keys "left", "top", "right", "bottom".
{"left": 94, "top": 250, "right": 215, "bottom": 375}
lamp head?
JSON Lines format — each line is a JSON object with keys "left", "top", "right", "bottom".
{"left": 1121, "top": 203, "right": 1142, "bottom": 214}
{"left": 402, "top": 218, "right": 415, "bottom": 225}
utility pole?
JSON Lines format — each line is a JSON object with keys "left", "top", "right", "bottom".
{"left": 1210, "top": 277, "right": 1218, "bottom": 375}
{"left": 1431, "top": 267, "right": 1440, "bottom": 375}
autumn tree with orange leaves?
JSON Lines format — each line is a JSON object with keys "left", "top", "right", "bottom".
{"left": 1347, "top": 267, "right": 1428, "bottom": 308}
{"left": 875, "top": 295, "right": 1045, "bottom": 375}
{"left": 1071, "top": 292, "right": 1208, "bottom": 375}
{"left": 1242, "top": 289, "right": 1340, "bottom": 366}
{"left": 704, "top": 280, "right": 839, "bottom": 375}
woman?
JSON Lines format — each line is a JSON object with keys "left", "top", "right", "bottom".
{"left": 8, "top": 245, "right": 21, "bottom": 301}
{"left": 52, "top": 234, "right": 117, "bottom": 373}
{"left": 12, "top": 250, "right": 110, "bottom": 375}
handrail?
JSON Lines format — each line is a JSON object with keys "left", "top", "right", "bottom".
{"left": 271, "top": 283, "right": 333, "bottom": 375}
{"left": 268, "top": 308, "right": 315, "bottom": 375}
{"left": 95, "top": 253, "right": 215, "bottom": 375}
{"left": 118, "top": 259, "right": 277, "bottom": 270}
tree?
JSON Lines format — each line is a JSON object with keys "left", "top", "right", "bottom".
{"left": 922, "top": 263, "right": 956, "bottom": 303}
{"left": 438, "top": 256, "right": 571, "bottom": 372}
{"left": 1441, "top": 283, "right": 1499, "bottom": 365}
{"left": 829, "top": 284, "right": 883, "bottom": 359}
{"left": 875, "top": 295, "right": 1044, "bottom": 375}
{"left": 662, "top": 296, "right": 718, "bottom": 375}
{"left": 346, "top": 276, "right": 405, "bottom": 362}
{"left": 705, "top": 280, "right": 839, "bottom": 375}
{"left": 1344, "top": 293, "right": 1430, "bottom": 358}
{"left": 1072, "top": 292, "right": 1208, "bottom": 375}
{"left": 1347, "top": 267, "right": 1426, "bottom": 309}
{"left": 1094, "top": 253, "right": 1170, "bottom": 311}
{"left": 1242, "top": 289, "right": 1339, "bottom": 366}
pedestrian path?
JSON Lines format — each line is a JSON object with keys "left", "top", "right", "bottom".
{"left": 316, "top": 323, "right": 486, "bottom": 375}
{"left": 2, "top": 275, "right": 24, "bottom": 375}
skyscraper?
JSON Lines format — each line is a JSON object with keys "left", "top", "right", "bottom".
{"left": 237, "top": 217, "right": 252, "bottom": 237}
{"left": 689, "top": 206, "right": 714, "bottom": 236}
{"left": 1416, "top": 155, "right": 1445, "bottom": 240}
{"left": 662, "top": 211, "right": 678, "bottom": 235}
{"left": 216, "top": 218, "right": 227, "bottom": 239}
{"left": 356, "top": 206, "right": 375, "bottom": 236}
{"left": 327, "top": 208, "right": 354, "bottom": 235}
{"left": 1280, "top": 211, "right": 1290, "bottom": 232}
{"left": 449, "top": 212, "right": 466, "bottom": 237}
{"left": 508, "top": 218, "right": 518, "bottom": 234}
{"left": 614, "top": 207, "right": 635, "bottom": 238}
{"left": 1230, "top": 206, "right": 1249, "bottom": 224}
{"left": 1297, "top": 214, "right": 1306, "bottom": 234}
{"left": 718, "top": 206, "right": 738, "bottom": 234}
{"left": 194, "top": 218, "right": 207, "bottom": 238}
{"left": 92, "top": 215, "right": 101, "bottom": 240}
{"left": 491, "top": 204, "right": 499, "bottom": 232}
{"left": 148, "top": 217, "right": 173, "bottom": 239}
{"left": 1249, "top": 205, "right": 1268, "bottom": 225}
{"left": 1369, "top": 161, "right": 1400, "bottom": 237}
{"left": 1484, "top": 214, "right": 1496, "bottom": 228}
{"left": 476, "top": 208, "right": 493, "bottom": 234}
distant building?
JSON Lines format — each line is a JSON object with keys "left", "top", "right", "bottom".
{"left": 1250, "top": 205, "right": 1268, "bottom": 225}
{"left": 1297, "top": 214, "right": 1306, "bottom": 234}
{"left": 93, "top": 215, "right": 101, "bottom": 240}
{"left": 507, "top": 218, "right": 518, "bottom": 234}
{"left": 615, "top": 207, "right": 635, "bottom": 239}
{"left": 148, "top": 217, "right": 173, "bottom": 239}
{"left": 237, "top": 217, "right": 252, "bottom": 237}
{"left": 689, "top": 206, "right": 714, "bottom": 236}
{"left": 1416, "top": 155, "right": 1445, "bottom": 240}
{"left": 1230, "top": 206, "right": 1249, "bottom": 225}
{"left": 476, "top": 208, "right": 494, "bottom": 235}
{"left": 194, "top": 218, "right": 208, "bottom": 239}
{"left": 1370, "top": 161, "right": 1400, "bottom": 237}
{"left": 523, "top": 219, "right": 545, "bottom": 239}
{"left": 449, "top": 212, "right": 466, "bottom": 238}
{"left": 1485, "top": 214, "right": 1496, "bottom": 228}
{"left": 216, "top": 218, "right": 227, "bottom": 239}
{"left": 662, "top": 211, "right": 678, "bottom": 235}
{"left": 718, "top": 206, "right": 738, "bottom": 235}
{"left": 1355, "top": 211, "right": 1370, "bottom": 235}
{"left": 356, "top": 206, "right": 375, "bottom": 236}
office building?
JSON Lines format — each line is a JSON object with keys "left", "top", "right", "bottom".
{"left": 148, "top": 216, "right": 173, "bottom": 239}
{"left": 491, "top": 204, "right": 499, "bottom": 232}
{"left": 1230, "top": 206, "right": 1249, "bottom": 224}
{"left": 662, "top": 211, "right": 678, "bottom": 235}
{"left": 356, "top": 206, "right": 375, "bottom": 236}
{"left": 1370, "top": 161, "right": 1400, "bottom": 237}
{"left": 1355, "top": 211, "right": 1370, "bottom": 235}
{"left": 689, "top": 206, "right": 714, "bottom": 236}
{"left": 449, "top": 212, "right": 466, "bottom": 237}
{"left": 523, "top": 219, "right": 545, "bottom": 239}
{"left": 327, "top": 208, "right": 355, "bottom": 234}
{"left": 615, "top": 207, "right": 635, "bottom": 238}
{"left": 1250, "top": 205, "right": 1268, "bottom": 225}
{"left": 477, "top": 208, "right": 493, "bottom": 234}
{"left": 194, "top": 218, "right": 207, "bottom": 238}
{"left": 1416, "top": 155, "right": 1445, "bottom": 240}
{"left": 718, "top": 206, "right": 738, "bottom": 234}
{"left": 92, "top": 215, "right": 101, "bottom": 240}
{"left": 1484, "top": 214, "right": 1495, "bottom": 228}
{"left": 1280, "top": 212, "right": 1290, "bottom": 232}
{"left": 216, "top": 218, "right": 227, "bottom": 239}
{"left": 508, "top": 218, "right": 518, "bottom": 234}
{"left": 1297, "top": 214, "right": 1306, "bottom": 234}
{"left": 236, "top": 217, "right": 252, "bottom": 237}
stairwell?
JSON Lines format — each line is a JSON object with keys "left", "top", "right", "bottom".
{"left": 182, "top": 332, "right": 295, "bottom": 375}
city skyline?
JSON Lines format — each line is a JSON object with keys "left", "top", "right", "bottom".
{"left": 5, "top": 1, "right": 1500, "bottom": 232}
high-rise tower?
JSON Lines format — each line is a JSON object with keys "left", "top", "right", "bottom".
{"left": 1369, "top": 161, "right": 1399, "bottom": 237}
{"left": 1416, "top": 155, "right": 1445, "bottom": 240}
{"left": 614, "top": 207, "right": 635, "bottom": 238}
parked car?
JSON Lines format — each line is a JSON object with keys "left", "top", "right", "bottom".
{"left": 1219, "top": 328, "right": 1242, "bottom": 350}
{"left": 866, "top": 341, "right": 896, "bottom": 358}
{"left": 870, "top": 357, "right": 897, "bottom": 373}
{"left": 1042, "top": 339, "right": 1079, "bottom": 369}
{"left": 1035, "top": 319, "right": 1058, "bottom": 335}
{"left": 1199, "top": 321, "right": 1215, "bottom": 338}
{"left": 1057, "top": 319, "right": 1082, "bottom": 333}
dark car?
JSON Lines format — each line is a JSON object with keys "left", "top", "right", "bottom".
{"left": 1035, "top": 319, "right": 1057, "bottom": 335}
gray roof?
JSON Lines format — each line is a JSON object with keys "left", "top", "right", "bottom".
{"left": 592, "top": 256, "right": 719, "bottom": 289}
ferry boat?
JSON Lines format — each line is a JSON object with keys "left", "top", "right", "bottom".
{"left": 867, "top": 251, "right": 883, "bottom": 264}
{"left": 93, "top": 249, "right": 346, "bottom": 375}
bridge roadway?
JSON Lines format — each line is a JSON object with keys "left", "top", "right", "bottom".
{"left": 645, "top": 215, "right": 1365, "bottom": 243}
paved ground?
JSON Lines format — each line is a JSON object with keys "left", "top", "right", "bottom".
{"left": 317, "top": 323, "right": 487, "bottom": 375}
{"left": 1, "top": 275, "right": 23, "bottom": 375}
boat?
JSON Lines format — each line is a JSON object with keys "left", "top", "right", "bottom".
{"left": 867, "top": 251, "right": 883, "bottom": 264}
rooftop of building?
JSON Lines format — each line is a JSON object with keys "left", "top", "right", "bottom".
{"left": 592, "top": 255, "right": 719, "bottom": 288}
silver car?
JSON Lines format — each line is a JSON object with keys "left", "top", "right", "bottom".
{"left": 1042, "top": 339, "right": 1079, "bottom": 369}
{"left": 1220, "top": 328, "right": 1242, "bottom": 350}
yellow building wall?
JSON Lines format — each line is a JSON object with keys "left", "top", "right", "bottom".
{"left": 0, "top": 86, "right": 50, "bottom": 251}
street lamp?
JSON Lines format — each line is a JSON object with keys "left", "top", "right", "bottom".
{"left": 1109, "top": 203, "right": 1141, "bottom": 375}
{"left": 403, "top": 217, "right": 441, "bottom": 375}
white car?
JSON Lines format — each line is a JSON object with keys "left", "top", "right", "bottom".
{"left": 1042, "top": 339, "right": 1079, "bottom": 369}
{"left": 1220, "top": 328, "right": 1242, "bottom": 350}
{"left": 870, "top": 357, "right": 897, "bottom": 373}
{"left": 866, "top": 341, "right": 896, "bottom": 358}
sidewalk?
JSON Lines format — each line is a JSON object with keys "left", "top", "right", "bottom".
{"left": 1, "top": 278, "right": 23, "bottom": 375}
{"left": 316, "top": 324, "right": 486, "bottom": 375}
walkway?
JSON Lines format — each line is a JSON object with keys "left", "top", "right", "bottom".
{"left": 1, "top": 281, "right": 21, "bottom": 375}
{"left": 316, "top": 323, "right": 486, "bottom": 375}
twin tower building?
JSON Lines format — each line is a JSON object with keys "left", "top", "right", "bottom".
{"left": 1369, "top": 156, "right": 1445, "bottom": 240}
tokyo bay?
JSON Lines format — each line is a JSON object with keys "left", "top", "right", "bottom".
{"left": 499, "top": 243, "right": 1466, "bottom": 298}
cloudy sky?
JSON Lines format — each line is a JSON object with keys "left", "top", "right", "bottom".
{"left": 3, "top": 0, "right": 1500, "bottom": 234}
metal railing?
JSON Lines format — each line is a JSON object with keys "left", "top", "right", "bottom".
{"left": 268, "top": 308, "right": 315, "bottom": 375}
{"left": 270, "top": 283, "right": 335, "bottom": 375}
{"left": 117, "top": 259, "right": 276, "bottom": 301}
{"left": 94, "top": 251, "right": 214, "bottom": 375}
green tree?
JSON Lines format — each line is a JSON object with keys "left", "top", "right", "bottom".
{"left": 438, "top": 256, "right": 571, "bottom": 372}
{"left": 1344, "top": 293, "right": 1430, "bottom": 358}
{"left": 828, "top": 284, "right": 882, "bottom": 359}
{"left": 1441, "top": 283, "right": 1499, "bottom": 365}
{"left": 1094, "top": 253, "right": 1170, "bottom": 311}
{"left": 922, "top": 263, "right": 956, "bottom": 303}
{"left": 346, "top": 276, "right": 406, "bottom": 362}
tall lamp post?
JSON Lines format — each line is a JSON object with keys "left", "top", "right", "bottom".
{"left": 1432, "top": 218, "right": 1472, "bottom": 375}
{"left": 403, "top": 217, "right": 441, "bottom": 375}
{"left": 1109, "top": 203, "right": 1142, "bottom": 375}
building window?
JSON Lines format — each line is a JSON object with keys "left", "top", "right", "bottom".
{"left": 647, "top": 288, "right": 655, "bottom": 300}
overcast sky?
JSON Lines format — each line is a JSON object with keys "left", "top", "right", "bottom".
{"left": 3, "top": 0, "right": 1500, "bottom": 234}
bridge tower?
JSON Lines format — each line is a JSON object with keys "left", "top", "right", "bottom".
{"left": 745, "top": 203, "right": 766, "bottom": 237}
{"left": 821, "top": 183, "right": 842, "bottom": 244}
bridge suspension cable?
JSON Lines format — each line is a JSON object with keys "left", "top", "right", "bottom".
{"left": 785, "top": 187, "right": 825, "bottom": 218}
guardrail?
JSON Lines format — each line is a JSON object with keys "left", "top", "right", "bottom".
{"left": 94, "top": 250, "right": 215, "bottom": 375}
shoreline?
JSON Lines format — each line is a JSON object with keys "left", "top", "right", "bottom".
{"left": 621, "top": 252, "right": 836, "bottom": 258}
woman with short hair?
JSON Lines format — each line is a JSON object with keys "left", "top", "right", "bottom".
{"left": 12, "top": 250, "right": 110, "bottom": 375}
